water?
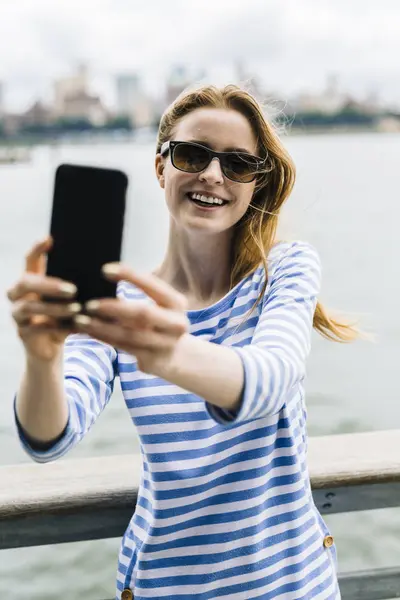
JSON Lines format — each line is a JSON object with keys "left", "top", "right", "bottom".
{"left": 0, "top": 134, "right": 399, "bottom": 598}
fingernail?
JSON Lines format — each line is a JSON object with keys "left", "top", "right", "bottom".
{"left": 74, "top": 315, "right": 92, "bottom": 327}
{"left": 59, "top": 282, "right": 77, "bottom": 296}
{"left": 102, "top": 263, "right": 121, "bottom": 276}
{"left": 68, "top": 303, "right": 82, "bottom": 313}
{"left": 85, "top": 300, "right": 100, "bottom": 312}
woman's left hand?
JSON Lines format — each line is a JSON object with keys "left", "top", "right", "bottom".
{"left": 73, "top": 263, "right": 190, "bottom": 376}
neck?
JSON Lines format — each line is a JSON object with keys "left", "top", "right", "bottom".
{"left": 153, "top": 219, "right": 234, "bottom": 306}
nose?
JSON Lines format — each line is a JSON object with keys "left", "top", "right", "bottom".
{"left": 198, "top": 157, "right": 224, "bottom": 185}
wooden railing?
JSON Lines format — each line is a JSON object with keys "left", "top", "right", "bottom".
{"left": 1, "top": 429, "right": 400, "bottom": 600}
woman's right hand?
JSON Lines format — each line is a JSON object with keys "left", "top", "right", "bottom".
{"left": 7, "top": 237, "right": 81, "bottom": 363}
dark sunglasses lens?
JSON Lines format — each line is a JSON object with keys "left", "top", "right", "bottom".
{"left": 173, "top": 144, "right": 210, "bottom": 173}
{"left": 224, "top": 154, "right": 259, "bottom": 183}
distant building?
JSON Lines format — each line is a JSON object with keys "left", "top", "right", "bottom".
{"left": 0, "top": 81, "right": 4, "bottom": 117}
{"left": 362, "top": 90, "right": 381, "bottom": 115}
{"left": 165, "top": 65, "right": 191, "bottom": 107}
{"left": 22, "top": 100, "right": 53, "bottom": 127}
{"left": 233, "top": 60, "right": 265, "bottom": 100}
{"left": 53, "top": 64, "right": 88, "bottom": 116}
{"left": 132, "top": 97, "right": 155, "bottom": 128}
{"left": 115, "top": 73, "right": 155, "bottom": 127}
{"left": 61, "top": 91, "right": 108, "bottom": 126}
{"left": 293, "top": 74, "right": 346, "bottom": 115}
{"left": 377, "top": 116, "right": 400, "bottom": 133}
{"left": 2, "top": 114, "right": 23, "bottom": 136}
{"left": 116, "top": 73, "right": 140, "bottom": 115}
{"left": 53, "top": 64, "right": 108, "bottom": 125}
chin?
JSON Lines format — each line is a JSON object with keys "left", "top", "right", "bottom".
{"left": 183, "top": 218, "right": 235, "bottom": 235}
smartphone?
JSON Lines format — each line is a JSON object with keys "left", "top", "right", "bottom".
{"left": 45, "top": 163, "right": 128, "bottom": 313}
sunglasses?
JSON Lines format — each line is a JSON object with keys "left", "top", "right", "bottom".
{"left": 160, "top": 140, "right": 265, "bottom": 183}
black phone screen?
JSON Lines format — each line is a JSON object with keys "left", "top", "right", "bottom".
{"left": 46, "top": 163, "right": 128, "bottom": 306}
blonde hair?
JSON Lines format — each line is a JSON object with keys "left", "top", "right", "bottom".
{"left": 156, "top": 84, "right": 359, "bottom": 342}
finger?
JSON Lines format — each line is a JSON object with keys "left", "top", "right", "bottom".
{"left": 73, "top": 315, "right": 177, "bottom": 350}
{"left": 85, "top": 299, "right": 189, "bottom": 335}
{"left": 15, "top": 313, "right": 57, "bottom": 331}
{"left": 102, "top": 264, "right": 187, "bottom": 310}
{"left": 25, "top": 237, "right": 53, "bottom": 274}
{"left": 7, "top": 273, "right": 77, "bottom": 303}
{"left": 12, "top": 300, "right": 82, "bottom": 325}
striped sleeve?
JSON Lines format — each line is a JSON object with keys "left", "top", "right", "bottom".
{"left": 206, "top": 242, "right": 321, "bottom": 424}
{"left": 15, "top": 334, "right": 117, "bottom": 462}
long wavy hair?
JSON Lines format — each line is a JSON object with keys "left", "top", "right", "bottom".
{"left": 156, "top": 84, "right": 359, "bottom": 342}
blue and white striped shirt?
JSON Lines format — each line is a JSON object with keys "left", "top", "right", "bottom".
{"left": 16, "top": 241, "right": 340, "bottom": 599}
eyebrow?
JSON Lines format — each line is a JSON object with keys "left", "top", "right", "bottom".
{"left": 187, "top": 139, "right": 254, "bottom": 155}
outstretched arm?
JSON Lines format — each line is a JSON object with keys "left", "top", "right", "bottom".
{"left": 76, "top": 242, "right": 320, "bottom": 423}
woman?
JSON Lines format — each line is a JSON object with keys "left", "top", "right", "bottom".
{"left": 8, "top": 84, "right": 356, "bottom": 599}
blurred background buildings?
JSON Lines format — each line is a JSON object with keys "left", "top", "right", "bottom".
{"left": 0, "top": 61, "right": 399, "bottom": 141}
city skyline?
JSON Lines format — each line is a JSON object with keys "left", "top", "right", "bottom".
{"left": 0, "top": 0, "right": 400, "bottom": 112}
{"left": 0, "top": 63, "right": 394, "bottom": 119}
{"left": 0, "top": 63, "right": 393, "bottom": 126}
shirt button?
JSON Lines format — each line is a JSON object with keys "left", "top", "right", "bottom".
{"left": 121, "top": 589, "right": 133, "bottom": 600}
{"left": 323, "top": 535, "right": 334, "bottom": 548}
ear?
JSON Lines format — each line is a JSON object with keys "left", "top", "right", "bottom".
{"left": 155, "top": 154, "right": 165, "bottom": 189}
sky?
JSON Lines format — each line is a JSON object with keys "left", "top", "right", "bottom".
{"left": 1, "top": 0, "right": 400, "bottom": 111}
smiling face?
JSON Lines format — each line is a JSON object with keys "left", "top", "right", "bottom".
{"left": 155, "top": 108, "right": 258, "bottom": 235}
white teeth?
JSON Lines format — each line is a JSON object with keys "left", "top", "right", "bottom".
{"left": 190, "top": 193, "right": 225, "bottom": 205}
